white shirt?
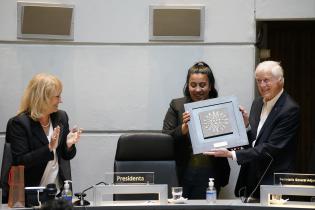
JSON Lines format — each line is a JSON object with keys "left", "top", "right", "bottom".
{"left": 252, "top": 89, "right": 283, "bottom": 146}
{"left": 40, "top": 120, "right": 60, "bottom": 191}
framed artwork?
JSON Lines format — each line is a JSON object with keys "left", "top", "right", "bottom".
{"left": 184, "top": 96, "right": 248, "bottom": 154}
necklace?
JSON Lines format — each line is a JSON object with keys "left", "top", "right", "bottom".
{"left": 41, "top": 122, "right": 50, "bottom": 128}
{"left": 40, "top": 117, "right": 50, "bottom": 128}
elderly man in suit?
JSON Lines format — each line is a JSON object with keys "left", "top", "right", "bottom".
{"left": 205, "top": 61, "right": 300, "bottom": 199}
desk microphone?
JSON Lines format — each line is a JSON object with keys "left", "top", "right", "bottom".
{"left": 243, "top": 151, "right": 274, "bottom": 203}
{"left": 73, "top": 182, "right": 108, "bottom": 206}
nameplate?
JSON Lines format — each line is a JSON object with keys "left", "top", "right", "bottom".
{"left": 112, "top": 172, "right": 154, "bottom": 184}
{"left": 274, "top": 173, "right": 315, "bottom": 187}
{"left": 25, "top": 186, "right": 45, "bottom": 191}
{"left": 214, "top": 141, "right": 228, "bottom": 148}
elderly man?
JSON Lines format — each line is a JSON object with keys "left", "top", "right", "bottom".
{"left": 205, "top": 61, "right": 300, "bottom": 199}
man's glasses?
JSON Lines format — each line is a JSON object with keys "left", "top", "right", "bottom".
{"left": 256, "top": 76, "right": 282, "bottom": 86}
{"left": 256, "top": 78, "right": 272, "bottom": 85}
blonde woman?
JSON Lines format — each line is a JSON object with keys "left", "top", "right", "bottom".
{"left": 6, "top": 73, "right": 81, "bottom": 192}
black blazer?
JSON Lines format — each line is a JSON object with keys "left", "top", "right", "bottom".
{"left": 235, "top": 91, "right": 300, "bottom": 198}
{"left": 162, "top": 97, "right": 230, "bottom": 189}
{"left": 6, "top": 110, "right": 76, "bottom": 187}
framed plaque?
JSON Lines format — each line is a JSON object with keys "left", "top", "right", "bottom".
{"left": 184, "top": 96, "right": 248, "bottom": 154}
{"left": 149, "top": 5, "right": 205, "bottom": 41}
{"left": 17, "top": 2, "right": 74, "bottom": 40}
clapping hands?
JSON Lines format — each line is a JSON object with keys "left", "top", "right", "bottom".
{"left": 49, "top": 126, "right": 60, "bottom": 151}
{"left": 66, "top": 126, "right": 82, "bottom": 149}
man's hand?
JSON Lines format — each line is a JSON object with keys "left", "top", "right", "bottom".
{"left": 66, "top": 127, "right": 82, "bottom": 149}
{"left": 239, "top": 106, "right": 249, "bottom": 128}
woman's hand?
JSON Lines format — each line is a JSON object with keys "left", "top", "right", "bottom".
{"left": 181, "top": 111, "right": 190, "bottom": 135}
{"left": 203, "top": 148, "right": 233, "bottom": 158}
{"left": 66, "top": 126, "right": 82, "bottom": 149}
{"left": 239, "top": 106, "right": 249, "bottom": 128}
{"left": 49, "top": 126, "right": 60, "bottom": 151}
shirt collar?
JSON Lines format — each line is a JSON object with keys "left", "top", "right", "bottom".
{"left": 264, "top": 89, "right": 283, "bottom": 110}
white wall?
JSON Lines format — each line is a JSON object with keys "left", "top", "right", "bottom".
{"left": 1, "top": 0, "right": 314, "bottom": 200}
{"left": 0, "top": 0, "right": 256, "bottom": 43}
{"left": 0, "top": 44, "right": 255, "bottom": 131}
{"left": 256, "top": 0, "right": 315, "bottom": 20}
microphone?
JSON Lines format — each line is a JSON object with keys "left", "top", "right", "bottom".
{"left": 73, "top": 182, "right": 108, "bottom": 206}
{"left": 242, "top": 151, "right": 274, "bottom": 203}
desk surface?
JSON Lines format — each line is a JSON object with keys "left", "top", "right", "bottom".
{"left": 2, "top": 199, "right": 314, "bottom": 210}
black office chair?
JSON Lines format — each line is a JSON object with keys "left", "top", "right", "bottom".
{"left": 114, "top": 133, "right": 178, "bottom": 200}
{"left": 308, "top": 141, "right": 315, "bottom": 173}
{"left": 0, "top": 142, "right": 13, "bottom": 203}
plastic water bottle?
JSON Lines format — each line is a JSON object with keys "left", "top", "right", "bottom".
{"left": 206, "top": 178, "right": 216, "bottom": 204}
{"left": 61, "top": 180, "right": 73, "bottom": 204}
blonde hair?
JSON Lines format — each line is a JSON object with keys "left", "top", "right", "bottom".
{"left": 18, "top": 73, "right": 62, "bottom": 120}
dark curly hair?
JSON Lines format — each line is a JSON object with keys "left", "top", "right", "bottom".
{"left": 183, "top": 61, "right": 218, "bottom": 99}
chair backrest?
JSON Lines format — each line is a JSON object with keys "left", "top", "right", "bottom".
{"left": 0, "top": 142, "right": 13, "bottom": 203}
{"left": 114, "top": 133, "right": 178, "bottom": 200}
{"left": 309, "top": 141, "right": 315, "bottom": 173}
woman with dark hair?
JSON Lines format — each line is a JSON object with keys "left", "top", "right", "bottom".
{"left": 162, "top": 61, "right": 230, "bottom": 199}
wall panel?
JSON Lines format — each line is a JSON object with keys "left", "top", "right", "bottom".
{"left": 0, "top": 44, "right": 255, "bottom": 131}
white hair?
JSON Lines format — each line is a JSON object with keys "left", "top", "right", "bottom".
{"left": 255, "top": 61, "right": 284, "bottom": 83}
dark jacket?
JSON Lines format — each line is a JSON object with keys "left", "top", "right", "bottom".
{"left": 6, "top": 110, "right": 76, "bottom": 187}
{"left": 235, "top": 91, "right": 300, "bottom": 198}
{"left": 162, "top": 97, "right": 230, "bottom": 189}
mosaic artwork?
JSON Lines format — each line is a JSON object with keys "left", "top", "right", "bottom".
{"left": 199, "top": 108, "right": 233, "bottom": 139}
{"left": 185, "top": 96, "right": 249, "bottom": 153}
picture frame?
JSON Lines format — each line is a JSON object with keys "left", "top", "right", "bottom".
{"left": 184, "top": 96, "right": 248, "bottom": 154}
{"left": 17, "top": 2, "right": 74, "bottom": 40}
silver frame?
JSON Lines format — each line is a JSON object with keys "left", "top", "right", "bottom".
{"left": 17, "top": 2, "right": 74, "bottom": 40}
{"left": 184, "top": 96, "right": 248, "bottom": 154}
{"left": 149, "top": 5, "right": 205, "bottom": 41}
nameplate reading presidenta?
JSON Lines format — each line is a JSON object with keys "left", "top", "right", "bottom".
{"left": 113, "top": 172, "right": 154, "bottom": 184}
